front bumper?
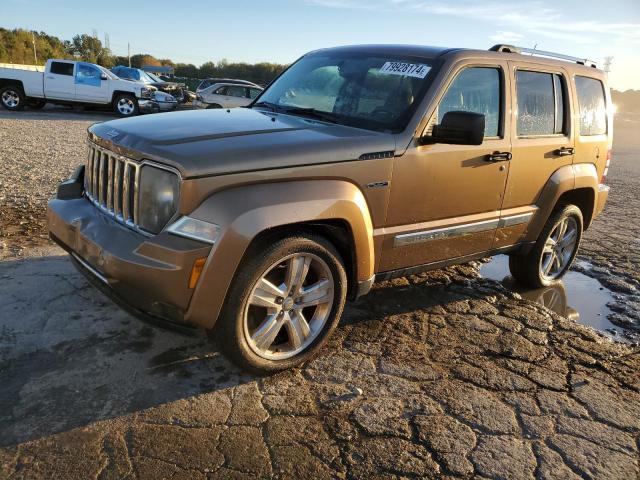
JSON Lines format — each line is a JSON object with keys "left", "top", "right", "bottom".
{"left": 594, "top": 183, "right": 610, "bottom": 219}
{"left": 48, "top": 194, "right": 212, "bottom": 327}
{"left": 157, "top": 100, "right": 178, "bottom": 112}
{"left": 192, "top": 99, "right": 209, "bottom": 110}
{"left": 138, "top": 98, "right": 160, "bottom": 114}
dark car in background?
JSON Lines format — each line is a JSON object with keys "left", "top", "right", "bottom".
{"left": 111, "top": 66, "right": 188, "bottom": 103}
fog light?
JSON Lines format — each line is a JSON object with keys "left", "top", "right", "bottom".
{"left": 189, "top": 257, "right": 207, "bottom": 289}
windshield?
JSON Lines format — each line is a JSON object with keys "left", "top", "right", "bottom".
{"left": 145, "top": 71, "right": 163, "bottom": 82}
{"left": 254, "top": 52, "right": 435, "bottom": 132}
{"left": 138, "top": 70, "right": 159, "bottom": 84}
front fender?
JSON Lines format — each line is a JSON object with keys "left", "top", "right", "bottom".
{"left": 184, "top": 180, "right": 374, "bottom": 329}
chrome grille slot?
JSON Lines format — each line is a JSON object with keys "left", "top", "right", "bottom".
{"left": 85, "top": 143, "right": 141, "bottom": 229}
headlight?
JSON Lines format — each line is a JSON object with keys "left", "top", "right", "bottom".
{"left": 140, "top": 87, "right": 154, "bottom": 99}
{"left": 167, "top": 217, "right": 221, "bottom": 244}
{"left": 137, "top": 165, "right": 180, "bottom": 234}
{"left": 154, "top": 91, "right": 176, "bottom": 102}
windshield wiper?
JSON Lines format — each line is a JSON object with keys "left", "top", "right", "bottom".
{"left": 252, "top": 101, "right": 279, "bottom": 112}
{"left": 280, "top": 106, "right": 343, "bottom": 125}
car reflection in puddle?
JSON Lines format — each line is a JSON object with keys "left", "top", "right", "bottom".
{"left": 481, "top": 255, "right": 639, "bottom": 344}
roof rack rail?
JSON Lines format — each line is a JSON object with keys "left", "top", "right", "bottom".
{"left": 489, "top": 44, "right": 598, "bottom": 68}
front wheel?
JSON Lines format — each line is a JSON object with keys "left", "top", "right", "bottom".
{"left": 113, "top": 94, "right": 139, "bottom": 117}
{"left": 1, "top": 86, "right": 25, "bottom": 111}
{"left": 509, "top": 205, "right": 583, "bottom": 288}
{"left": 215, "top": 233, "right": 347, "bottom": 372}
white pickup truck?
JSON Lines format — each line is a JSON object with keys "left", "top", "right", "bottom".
{"left": 0, "top": 59, "right": 159, "bottom": 116}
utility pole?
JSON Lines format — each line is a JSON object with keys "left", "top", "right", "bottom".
{"left": 128, "top": 42, "right": 131, "bottom": 67}
{"left": 603, "top": 56, "right": 613, "bottom": 74}
{"left": 31, "top": 31, "right": 38, "bottom": 64}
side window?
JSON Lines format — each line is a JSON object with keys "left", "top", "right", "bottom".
{"left": 575, "top": 76, "right": 607, "bottom": 136}
{"left": 516, "top": 71, "right": 565, "bottom": 136}
{"left": 226, "top": 86, "right": 246, "bottom": 97}
{"left": 75, "top": 63, "right": 102, "bottom": 86}
{"left": 436, "top": 67, "right": 501, "bottom": 137}
{"left": 214, "top": 86, "right": 227, "bottom": 95}
{"left": 50, "top": 62, "right": 74, "bottom": 76}
{"left": 248, "top": 88, "right": 261, "bottom": 99}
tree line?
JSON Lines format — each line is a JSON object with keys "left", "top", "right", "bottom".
{"left": 0, "top": 28, "right": 287, "bottom": 84}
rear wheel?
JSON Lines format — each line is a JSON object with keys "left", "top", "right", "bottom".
{"left": 215, "top": 233, "right": 347, "bottom": 372}
{"left": 113, "top": 93, "right": 139, "bottom": 117}
{"left": 1, "top": 86, "right": 25, "bottom": 111}
{"left": 509, "top": 205, "right": 583, "bottom": 288}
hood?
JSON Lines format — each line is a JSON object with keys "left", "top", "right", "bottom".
{"left": 151, "top": 81, "right": 183, "bottom": 90}
{"left": 89, "top": 108, "right": 396, "bottom": 178}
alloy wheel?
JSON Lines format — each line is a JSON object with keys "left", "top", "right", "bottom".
{"left": 540, "top": 216, "right": 578, "bottom": 281}
{"left": 2, "top": 90, "right": 20, "bottom": 108}
{"left": 243, "top": 253, "right": 334, "bottom": 360}
{"left": 117, "top": 98, "right": 134, "bottom": 115}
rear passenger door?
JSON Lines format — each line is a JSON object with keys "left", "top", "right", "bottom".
{"left": 496, "top": 63, "right": 574, "bottom": 248}
{"left": 44, "top": 61, "right": 76, "bottom": 100}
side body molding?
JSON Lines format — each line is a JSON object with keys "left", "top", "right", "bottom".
{"left": 525, "top": 163, "right": 598, "bottom": 242}
{"left": 184, "top": 180, "right": 375, "bottom": 329}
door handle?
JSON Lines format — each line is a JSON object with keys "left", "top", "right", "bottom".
{"left": 485, "top": 151, "right": 512, "bottom": 162}
{"left": 46, "top": 75, "right": 54, "bottom": 79}
{"left": 555, "top": 147, "right": 574, "bottom": 157}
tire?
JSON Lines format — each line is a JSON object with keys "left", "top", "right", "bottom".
{"left": 509, "top": 205, "right": 583, "bottom": 288}
{"left": 206, "top": 103, "right": 222, "bottom": 109}
{"left": 27, "top": 100, "right": 46, "bottom": 110}
{"left": 113, "top": 93, "right": 139, "bottom": 117}
{"left": 1, "top": 85, "right": 25, "bottom": 111}
{"left": 215, "top": 232, "right": 348, "bottom": 372}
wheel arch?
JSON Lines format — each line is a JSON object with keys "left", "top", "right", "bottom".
{"left": 183, "top": 179, "right": 375, "bottom": 329}
{"left": 111, "top": 90, "right": 137, "bottom": 105}
{"left": 0, "top": 79, "right": 25, "bottom": 92}
{"left": 527, "top": 163, "right": 598, "bottom": 241}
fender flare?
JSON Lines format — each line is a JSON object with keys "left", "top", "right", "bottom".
{"left": 526, "top": 163, "right": 598, "bottom": 241}
{"left": 184, "top": 179, "right": 375, "bottom": 329}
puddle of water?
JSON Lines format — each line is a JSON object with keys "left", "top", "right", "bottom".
{"left": 480, "top": 255, "right": 635, "bottom": 343}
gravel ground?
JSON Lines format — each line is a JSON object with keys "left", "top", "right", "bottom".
{"left": 0, "top": 106, "right": 639, "bottom": 479}
{"left": 0, "top": 106, "right": 112, "bottom": 257}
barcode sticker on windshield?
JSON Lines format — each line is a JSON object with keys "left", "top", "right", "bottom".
{"left": 379, "top": 62, "right": 430, "bottom": 78}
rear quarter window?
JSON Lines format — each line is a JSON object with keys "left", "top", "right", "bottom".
{"left": 575, "top": 76, "right": 607, "bottom": 136}
{"left": 50, "top": 62, "right": 74, "bottom": 76}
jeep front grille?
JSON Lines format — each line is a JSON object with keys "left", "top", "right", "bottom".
{"left": 84, "top": 143, "right": 140, "bottom": 227}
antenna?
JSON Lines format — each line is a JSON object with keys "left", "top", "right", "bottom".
{"left": 31, "top": 31, "right": 38, "bottom": 64}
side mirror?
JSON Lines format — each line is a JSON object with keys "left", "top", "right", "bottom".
{"left": 428, "top": 111, "right": 485, "bottom": 146}
{"left": 100, "top": 73, "right": 108, "bottom": 81}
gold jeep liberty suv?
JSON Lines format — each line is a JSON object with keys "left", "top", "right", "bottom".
{"left": 49, "top": 44, "right": 612, "bottom": 371}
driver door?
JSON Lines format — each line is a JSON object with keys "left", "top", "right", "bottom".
{"left": 379, "top": 62, "right": 512, "bottom": 272}
{"left": 74, "top": 63, "right": 110, "bottom": 103}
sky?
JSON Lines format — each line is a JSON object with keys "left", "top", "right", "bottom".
{"left": 4, "top": 0, "right": 640, "bottom": 90}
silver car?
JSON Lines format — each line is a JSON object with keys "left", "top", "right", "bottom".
{"left": 193, "top": 79, "right": 263, "bottom": 109}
